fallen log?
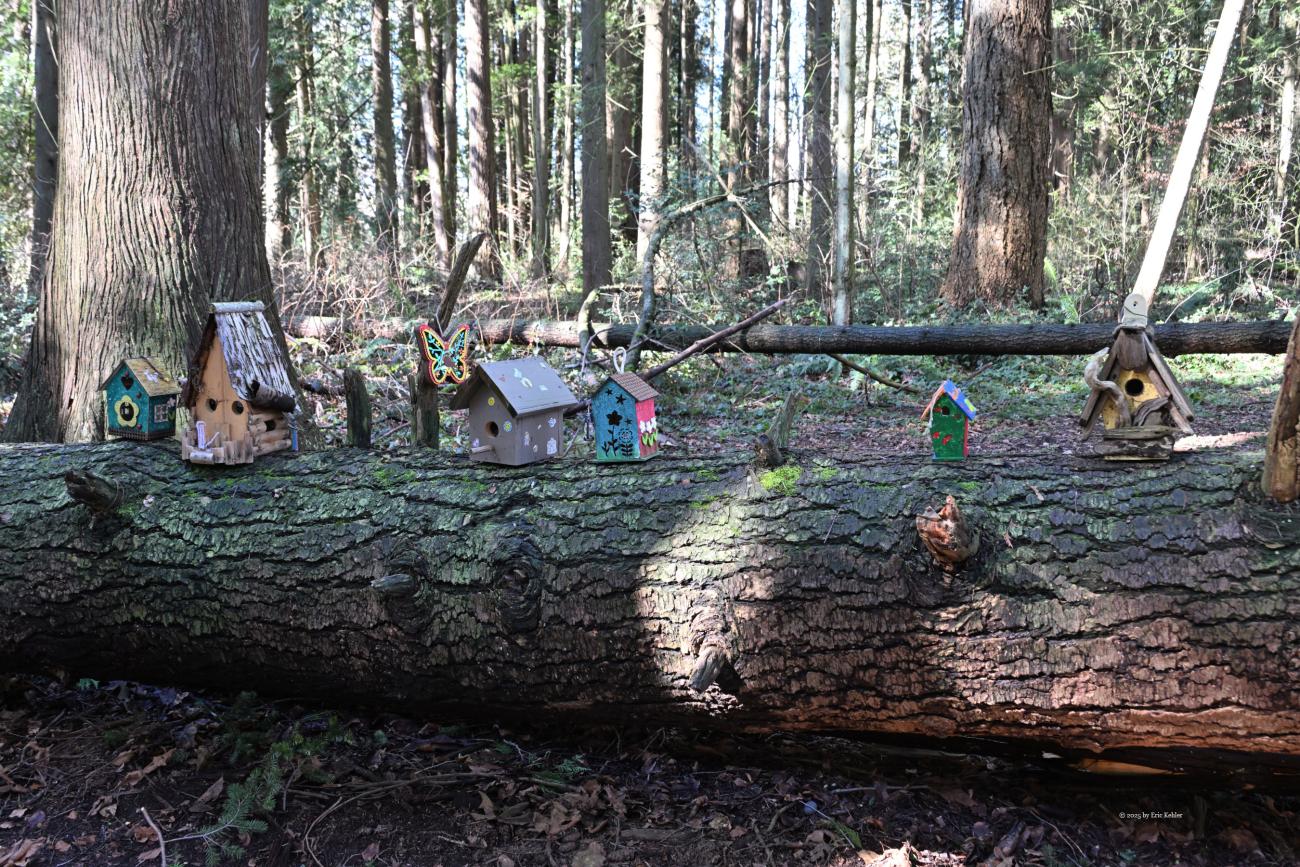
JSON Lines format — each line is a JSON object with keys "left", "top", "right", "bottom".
{"left": 477, "top": 318, "right": 1292, "bottom": 357}
{"left": 284, "top": 316, "right": 1293, "bottom": 357}
{"left": 1, "top": 442, "right": 1298, "bottom": 774}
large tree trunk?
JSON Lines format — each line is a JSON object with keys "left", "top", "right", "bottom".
{"left": 3, "top": 444, "right": 1299, "bottom": 770}
{"left": 1265, "top": 315, "right": 1300, "bottom": 503}
{"left": 803, "top": 0, "right": 832, "bottom": 301}
{"left": 415, "top": 0, "right": 452, "bottom": 266}
{"left": 399, "top": 0, "right": 429, "bottom": 236}
{"left": 296, "top": 11, "right": 323, "bottom": 268}
{"left": 555, "top": 0, "right": 577, "bottom": 274}
{"left": 941, "top": 0, "right": 1052, "bottom": 310}
{"left": 530, "top": 0, "right": 551, "bottom": 278}
{"left": 769, "top": 0, "right": 789, "bottom": 225}
{"left": 28, "top": 0, "right": 56, "bottom": 291}
{"left": 831, "top": 0, "right": 854, "bottom": 326}
{"left": 372, "top": 0, "right": 399, "bottom": 252}
{"left": 466, "top": 0, "right": 499, "bottom": 279}
{"left": 265, "top": 35, "right": 294, "bottom": 263}
{"left": 636, "top": 0, "right": 668, "bottom": 262}
{"left": 4, "top": 0, "right": 278, "bottom": 443}
{"left": 579, "top": 0, "right": 611, "bottom": 303}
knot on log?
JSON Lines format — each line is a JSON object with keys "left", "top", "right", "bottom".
{"left": 64, "top": 469, "right": 124, "bottom": 513}
{"left": 916, "top": 495, "right": 980, "bottom": 573}
{"left": 495, "top": 535, "right": 544, "bottom": 635}
{"left": 370, "top": 573, "right": 418, "bottom": 598}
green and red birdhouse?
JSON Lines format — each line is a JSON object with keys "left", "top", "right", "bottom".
{"left": 921, "top": 380, "right": 977, "bottom": 461}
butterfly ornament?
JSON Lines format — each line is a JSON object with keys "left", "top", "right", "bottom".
{"left": 416, "top": 323, "right": 472, "bottom": 386}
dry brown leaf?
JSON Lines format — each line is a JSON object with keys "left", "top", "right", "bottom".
{"left": 188, "top": 777, "right": 225, "bottom": 813}
{"left": 53, "top": 841, "right": 71, "bottom": 854}
{"left": 124, "top": 749, "right": 176, "bottom": 787}
{"left": 1218, "top": 827, "right": 1260, "bottom": 853}
{"left": 136, "top": 846, "right": 161, "bottom": 863}
{"left": 858, "top": 844, "right": 916, "bottom": 867}
{"left": 571, "top": 841, "right": 605, "bottom": 867}
{"left": 360, "top": 841, "right": 381, "bottom": 860}
{"left": 0, "top": 837, "right": 45, "bottom": 867}
{"left": 130, "top": 822, "right": 157, "bottom": 844}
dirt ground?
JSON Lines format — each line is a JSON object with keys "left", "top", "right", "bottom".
{"left": 2, "top": 675, "right": 1298, "bottom": 867}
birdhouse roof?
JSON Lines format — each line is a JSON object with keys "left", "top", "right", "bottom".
{"left": 921, "top": 380, "right": 977, "bottom": 421}
{"left": 449, "top": 357, "right": 578, "bottom": 415}
{"left": 601, "top": 372, "right": 659, "bottom": 403}
{"left": 101, "top": 357, "right": 181, "bottom": 397}
{"left": 183, "top": 301, "right": 296, "bottom": 408}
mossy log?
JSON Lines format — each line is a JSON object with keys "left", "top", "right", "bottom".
{"left": 2, "top": 443, "right": 1298, "bottom": 773}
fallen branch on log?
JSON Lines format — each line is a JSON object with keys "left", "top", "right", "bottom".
{"left": 2, "top": 442, "right": 1299, "bottom": 773}
{"left": 471, "top": 318, "right": 1292, "bottom": 357}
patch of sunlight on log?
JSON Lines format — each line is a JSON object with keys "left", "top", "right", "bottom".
{"left": 1173, "top": 431, "right": 1264, "bottom": 452}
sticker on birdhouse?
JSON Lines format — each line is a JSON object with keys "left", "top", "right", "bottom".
{"left": 416, "top": 323, "right": 472, "bottom": 386}
{"left": 921, "top": 380, "right": 977, "bottom": 461}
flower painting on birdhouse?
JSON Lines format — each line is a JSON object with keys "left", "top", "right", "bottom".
{"left": 101, "top": 357, "right": 181, "bottom": 441}
{"left": 921, "top": 380, "right": 977, "bottom": 461}
{"left": 591, "top": 373, "right": 659, "bottom": 462}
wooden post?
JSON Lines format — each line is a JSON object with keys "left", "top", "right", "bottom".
{"left": 410, "top": 232, "right": 487, "bottom": 449}
{"left": 344, "top": 367, "right": 372, "bottom": 449}
{"left": 1129, "top": 0, "right": 1246, "bottom": 310}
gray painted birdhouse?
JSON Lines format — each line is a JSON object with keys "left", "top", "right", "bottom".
{"left": 449, "top": 357, "right": 578, "bottom": 466}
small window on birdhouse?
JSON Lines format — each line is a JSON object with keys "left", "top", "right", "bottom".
{"left": 153, "top": 403, "right": 170, "bottom": 423}
{"left": 207, "top": 398, "right": 218, "bottom": 412}
{"left": 232, "top": 400, "right": 245, "bottom": 415}
{"left": 265, "top": 419, "right": 276, "bottom": 431}
{"left": 121, "top": 374, "right": 134, "bottom": 390}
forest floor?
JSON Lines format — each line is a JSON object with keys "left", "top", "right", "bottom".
{"left": 2, "top": 674, "right": 1299, "bottom": 867}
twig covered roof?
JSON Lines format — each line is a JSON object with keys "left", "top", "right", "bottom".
{"left": 183, "top": 301, "right": 295, "bottom": 409}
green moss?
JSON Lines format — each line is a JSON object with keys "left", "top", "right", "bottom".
{"left": 956, "top": 480, "right": 981, "bottom": 492}
{"left": 759, "top": 465, "right": 803, "bottom": 496}
{"left": 813, "top": 465, "right": 836, "bottom": 481}
{"left": 694, "top": 468, "right": 721, "bottom": 482}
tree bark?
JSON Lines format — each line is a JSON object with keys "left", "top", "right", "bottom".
{"left": 29, "top": 0, "right": 56, "bottom": 291}
{"left": 373, "top": 0, "right": 399, "bottom": 252}
{"left": 679, "top": 0, "right": 697, "bottom": 163}
{"left": 898, "top": 0, "right": 913, "bottom": 170}
{"left": 466, "top": 0, "right": 499, "bottom": 279}
{"left": 4, "top": 0, "right": 280, "bottom": 443}
{"left": 1270, "top": 9, "right": 1297, "bottom": 246}
{"left": 530, "top": 0, "right": 551, "bottom": 279}
{"left": 831, "top": 0, "right": 854, "bottom": 326}
{"left": 555, "top": 0, "right": 577, "bottom": 274}
{"left": 855, "top": 0, "right": 881, "bottom": 234}
{"left": 1265, "top": 315, "right": 1300, "bottom": 503}
{"left": 415, "top": 0, "right": 452, "bottom": 266}
{"left": 941, "top": 0, "right": 1052, "bottom": 309}
{"left": 579, "top": 0, "right": 611, "bottom": 303}
{"left": 296, "top": 10, "right": 323, "bottom": 268}
{"left": 606, "top": 0, "right": 640, "bottom": 246}
{"left": 636, "top": 0, "right": 669, "bottom": 263}
{"left": 399, "top": 0, "right": 429, "bottom": 235}
{"left": 3, "top": 444, "right": 1300, "bottom": 768}
{"left": 909, "top": 0, "right": 931, "bottom": 224}
{"left": 442, "top": 0, "right": 458, "bottom": 247}
{"left": 265, "top": 32, "right": 294, "bottom": 262}
{"left": 769, "top": 0, "right": 789, "bottom": 225}
{"left": 803, "top": 0, "right": 832, "bottom": 300}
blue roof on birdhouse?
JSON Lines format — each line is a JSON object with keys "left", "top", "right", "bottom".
{"left": 921, "top": 380, "right": 977, "bottom": 421}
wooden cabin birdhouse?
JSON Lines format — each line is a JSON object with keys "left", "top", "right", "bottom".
{"left": 101, "top": 357, "right": 181, "bottom": 441}
{"left": 921, "top": 380, "right": 977, "bottom": 461}
{"left": 449, "top": 357, "right": 578, "bottom": 466}
{"left": 180, "top": 301, "right": 298, "bottom": 465}
{"left": 591, "top": 372, "right": 659, "bottom": 462}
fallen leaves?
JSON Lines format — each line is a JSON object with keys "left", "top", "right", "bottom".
{"left": 0, "top": 838, "right": 44, "bottom": 867}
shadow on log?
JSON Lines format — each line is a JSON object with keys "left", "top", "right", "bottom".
{"left": 3, "top": 442, "right": 1299, "bottom": 775}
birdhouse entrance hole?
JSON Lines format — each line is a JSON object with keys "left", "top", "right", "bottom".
{"left": 207, "top": 398, "right": 218, "bottom": 412}
{"left": 119, "top": 403, "right": 135, "bottom": 422}
{"left": 232, "top": 401, "right": 244, "bottom": 414}
{"left": 938, "top": 404, "right": 951, "bottom": 415}
{"left": 1125, "top": 378, "right": 1145, "bottom": 396}
{"left": 487, "top": 421, "right": 500, "bottom": 437}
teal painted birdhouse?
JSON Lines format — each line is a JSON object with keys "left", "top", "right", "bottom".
{"left": 101, "top": 357, "right": 181, "bottom": 441}
{"left": 921, "top": 380, "right": 977, "bottom": 461}
{"left": 591, "top": 373, "right": 659, "bottom": 462}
